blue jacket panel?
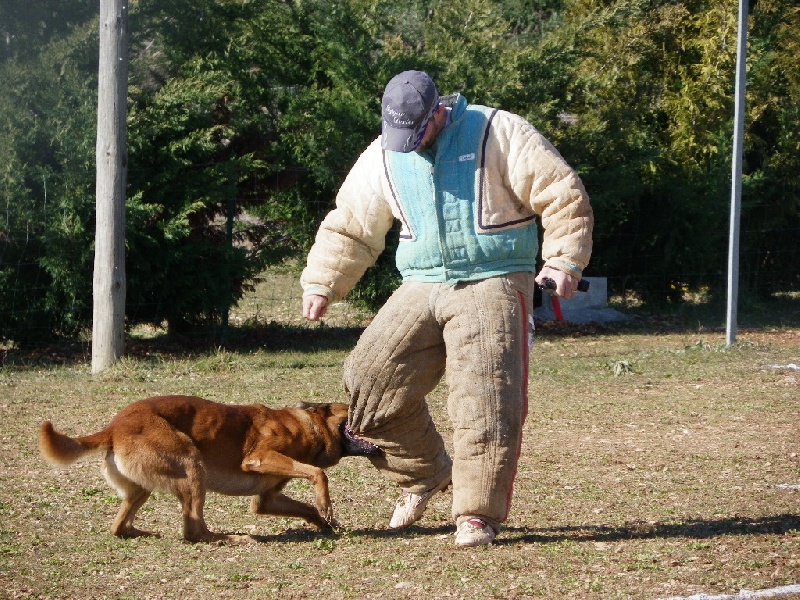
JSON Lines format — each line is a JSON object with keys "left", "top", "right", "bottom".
{"left": 384, "top": 95, "right": 538, "bottom": 283}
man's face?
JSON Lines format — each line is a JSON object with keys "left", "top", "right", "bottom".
{"left": 415, "top": 106, "right": 444, "bottom": 152}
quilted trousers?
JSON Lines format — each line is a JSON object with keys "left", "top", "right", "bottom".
{"left": 345, "top": 272, "right": 532, "bottom": 531}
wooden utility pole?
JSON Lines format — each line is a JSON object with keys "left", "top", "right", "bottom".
{"left": 92, "top": 0, "right": 129, "bottom": 373}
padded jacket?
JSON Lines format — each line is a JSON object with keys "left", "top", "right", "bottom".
{"left": 301, "top": 94, "right": 593, "bottom": 301}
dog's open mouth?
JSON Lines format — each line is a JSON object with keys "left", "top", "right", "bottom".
{"left": 342, "top": 424, "right": 383, "bottom": 457}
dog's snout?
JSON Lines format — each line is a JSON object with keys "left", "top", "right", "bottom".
{"left": 341, "top": 423, "right": 383, "bottom": 457}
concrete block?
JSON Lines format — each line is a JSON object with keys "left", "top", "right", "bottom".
{"left": 536, "top": 277, "right": 629, "bottom": 324}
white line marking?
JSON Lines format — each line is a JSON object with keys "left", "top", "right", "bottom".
{"left": 658, "top": 584, "right": 800, "bottom": 600}
{"left": 776, "top": 484, "right": 800, "bottom": 490}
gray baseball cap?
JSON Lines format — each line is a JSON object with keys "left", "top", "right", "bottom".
{"left": 381, "top": 70, "right": 439, "bottom": 153}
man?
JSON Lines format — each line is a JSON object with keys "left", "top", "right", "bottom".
{"left": 301, "top": 70, "right": 593, "bottom": 546}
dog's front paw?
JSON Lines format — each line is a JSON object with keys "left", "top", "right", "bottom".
{"left": 313, "top": 504, "right": 337, "bottom": 529}
{"left": 326, "top": 515, "right": 341, "bottom": 529}
{"left": 321, "top": 507, "right": 336, "bottom": 525}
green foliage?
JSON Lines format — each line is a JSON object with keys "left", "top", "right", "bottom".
{"left": 124, "top": 0, "right": 403, "bottom": 329}
{"left": 0, "top": 0, "right": 97, "bottom": 61}
{"left": 1, "top": 0, "right": 798, "bottom": 343}
{"left": 553, "top": 0, "right": 800, "bottom": 303}
{"left": 738, "top": 1, "right": 800, "bottom": 296}
{"left": 0, "top": 20, "right": 98, "bottom": 341}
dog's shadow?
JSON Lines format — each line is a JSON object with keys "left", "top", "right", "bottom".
{"left": 242, "top": 513, "right": 800, "bottom": 545}
{"left": 244, "top": 524, "right": 452, "bottom": 544}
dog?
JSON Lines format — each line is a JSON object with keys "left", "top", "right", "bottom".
{"left": 38, "top": 395, "right": 380, "bottom": 542}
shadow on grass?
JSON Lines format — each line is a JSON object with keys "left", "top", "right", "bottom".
{"left": 502, "top": 513, "right": 800, "bottom": 545}
{"left": 245, "top": 523, "right": 453, "bottom": 545}
{"left": 604, "top": 294, "right": 800, "bottom": 336}
{"left": 1, "top": 323, "right": 366, "bottom": 367}
{"left": 242, "top": 514, "right": 800, "bottom": 545}
{"left": 125, "top": 322, "right": 367, "bottom": 355}
{"left": 3, "top": 294, "right": 798, "bottom": 368}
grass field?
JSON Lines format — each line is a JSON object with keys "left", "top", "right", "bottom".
{"left": 1, "top": 276, "right": 798, "bottom": 599}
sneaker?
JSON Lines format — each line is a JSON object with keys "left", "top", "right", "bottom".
{"left": 388, "top": 478, "right": 450, "bottom": 529}
{"left": 455, "top": 518, "right": 495, "bottom": 547}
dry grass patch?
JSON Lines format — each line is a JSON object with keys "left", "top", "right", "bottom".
{"left": 1, "top": 324, "right": 798, "bottom": 599}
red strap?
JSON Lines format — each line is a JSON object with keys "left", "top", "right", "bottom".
{"left": 551, "top": 296, "right": 564, "bottom": 321}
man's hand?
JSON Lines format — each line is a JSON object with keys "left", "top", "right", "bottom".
{"left": 535, "top": 266, "right": 579, "bottom": 300}
{"left": 302, "top": 294, "right": 330, "bottom": 321}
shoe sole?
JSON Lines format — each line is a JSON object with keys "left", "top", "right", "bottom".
{"left": 455, "top": 534, "right": 495, "bottom": 547}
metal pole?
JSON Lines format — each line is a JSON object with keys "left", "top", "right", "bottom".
{"left": 726, "top": 0, "right": 748, "bottom": 346}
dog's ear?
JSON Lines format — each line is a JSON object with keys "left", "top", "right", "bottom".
{"left": 295, "top": 401, "right": 314, "bottom": 410}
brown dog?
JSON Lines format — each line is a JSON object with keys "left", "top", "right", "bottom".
{"left": 38, "top": 395, "right": 380, "bottom": 542}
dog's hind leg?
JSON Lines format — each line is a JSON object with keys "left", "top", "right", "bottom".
{"left": 173, "top": 479, "right": 214, "bottom": 542}
{"left": 111, "top": 425, "right": 223, "bottom": 543}
{"left": 103, "top": 453, "right": 153, "bottom": 537}
{"left": 251, "top": 490, "right": 333, "bottom": 530}
{"left": 152, "top": 433, "right": 236, "bottom": 543}
{"left": 150, "top": 437, "right": 219, "bottom": 543}
{"left": 111, "top": 486, "right": 152, "bottom": 537}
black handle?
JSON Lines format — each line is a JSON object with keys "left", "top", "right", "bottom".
{"left": 541, "top": 277, "right": 590, "bottom": 292}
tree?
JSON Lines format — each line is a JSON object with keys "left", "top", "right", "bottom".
{"left": 123, "top": 0, "right": 387, "bottom": 330}
{"left": 1, "top": 0, "right": 798, "bottom": 346}
{"left": 0, "top": 20, "right": 98, "bottom": 343}
{"left": 1, "top": 0, "right": 96, "bottom": 62}
{"left": 550, "top": 0, "right": 800, "bottom": 303}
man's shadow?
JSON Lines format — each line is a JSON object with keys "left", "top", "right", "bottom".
{"left": 247, "top": 513, "right": 800, "bottom": 545}
{"left": 497, "top": 513, "right": 800, "bottom": 545}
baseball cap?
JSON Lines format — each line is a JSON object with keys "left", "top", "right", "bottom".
{"left": 381, "top": 70, "right": 439, "bottom": 153}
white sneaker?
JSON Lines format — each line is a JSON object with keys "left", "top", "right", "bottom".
{"left": 388, "top": 478, "right": 450, "bottom": 529}
{"left": 455, "top": 518, "right": 495, "bottom": 547}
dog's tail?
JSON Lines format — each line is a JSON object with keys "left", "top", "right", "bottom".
{"left": 38, "top": 422, "right": 111, "bottom": 467}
